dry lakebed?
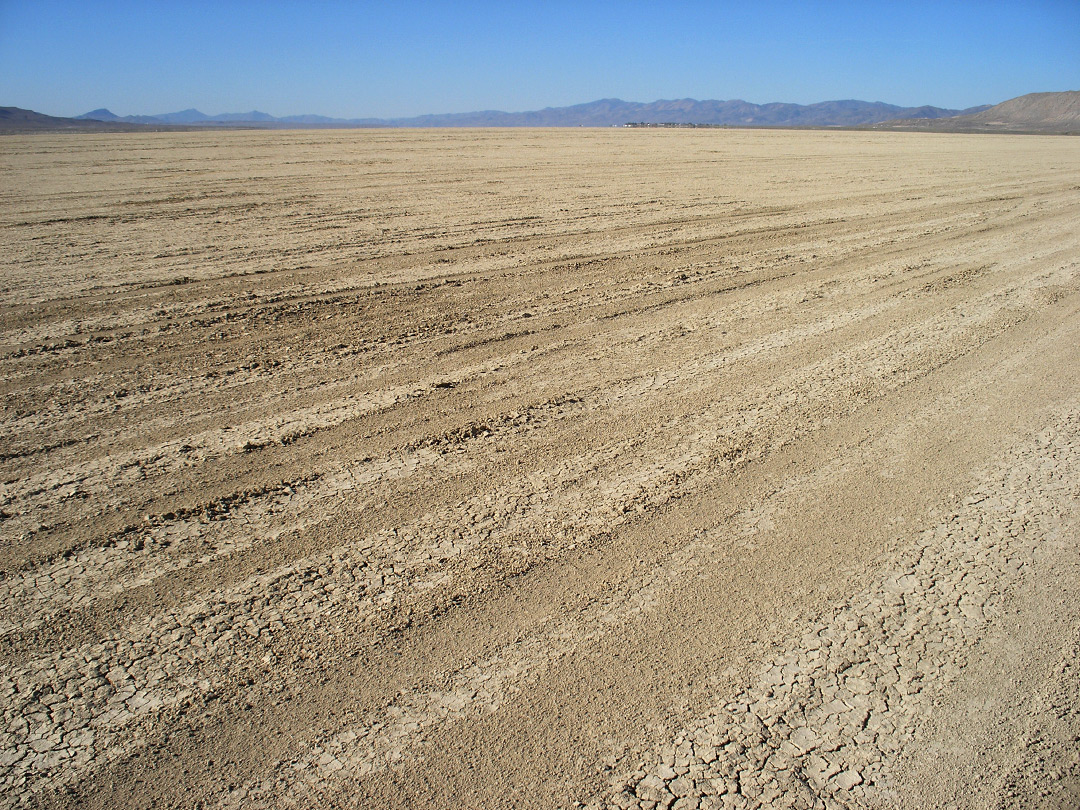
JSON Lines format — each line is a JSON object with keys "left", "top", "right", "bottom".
{"left": 1, "top": 128, "right": 1078, "bottom": 809}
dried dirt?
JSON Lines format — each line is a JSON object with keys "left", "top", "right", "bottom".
{"left": 1, "top": 128, "right": 1078, "bottom": 809}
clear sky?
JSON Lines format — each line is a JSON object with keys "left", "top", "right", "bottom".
{"left": 2, "top": 0, "right": 1078, "bottom": 119}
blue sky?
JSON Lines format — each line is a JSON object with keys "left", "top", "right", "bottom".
{"left": 2, "top": 0, "right": 1078, "bottom": 118}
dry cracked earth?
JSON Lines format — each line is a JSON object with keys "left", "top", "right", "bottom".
{"left": 1, "top": 128, "right": 1079, "bottom": 809}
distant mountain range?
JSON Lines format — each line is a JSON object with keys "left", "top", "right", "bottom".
{"left": 72, "top": 98, "right": 990, "bottom": 129}
{"left": 5, "top": 92, "right": 1079, "bottom": 134}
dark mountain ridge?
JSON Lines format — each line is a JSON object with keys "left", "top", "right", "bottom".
{"left": 1, "top": 107, "right": 155, "bottom": 132}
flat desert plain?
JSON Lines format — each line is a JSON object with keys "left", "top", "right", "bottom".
{"left": 1, "top": 129, "right": 1079, "bottom": 810}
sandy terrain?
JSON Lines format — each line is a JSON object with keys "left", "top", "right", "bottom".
{"left": 1, "top": 128, "right": 1078, "bottom": 809}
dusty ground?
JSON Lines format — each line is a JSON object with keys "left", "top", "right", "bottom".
{"left": 1, "top": 128, "right": 1078, "bottom": 809}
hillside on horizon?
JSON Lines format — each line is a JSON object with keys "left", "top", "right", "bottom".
{"left": 0, "top": 106, "right": 141, "bottom": 132}
{"left": 875, "top": 90, "right": 1080, "bottom": 134}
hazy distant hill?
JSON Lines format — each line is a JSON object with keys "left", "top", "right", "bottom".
{"left": 73, "top": 98, "right": 986, "bottom": 129}
{"left": 75, "top": 108, "right": 120, "bottom": 121}
{"left": 876, "top": 91, "right": 1080, "bottom": 134}
{"left": 150, "top": 109, "right": 213, "bottom": 124}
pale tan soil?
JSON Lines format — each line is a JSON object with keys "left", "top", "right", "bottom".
{"left": 1, "top": 129, "right": 1078, "bottom": 810}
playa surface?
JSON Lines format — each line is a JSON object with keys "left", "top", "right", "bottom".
{"left": 2, "top": 128, "right": 1078, "bottom": 809}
